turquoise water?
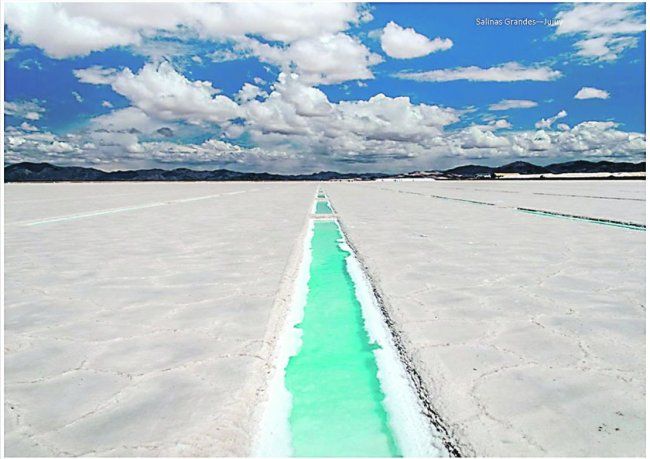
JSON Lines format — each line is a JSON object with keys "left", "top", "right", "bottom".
{"left": 315, "top": 201, "right": 333, "bottom": 214}
{"left": 285, "top": 220, "right": 400, "bottom": 457}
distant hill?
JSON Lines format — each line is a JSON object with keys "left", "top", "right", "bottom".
{"left": 4, "top": 162, "right": 387, "bottom": 182}
{"left": 545, "top": 160, "right": 645, "bottom": 174}
{"left": 5, "top": 162, "right": 109, "bottom": 181}
{"left": 444, "top": 160, "right": 645, "bottom": 177}
{"left": 494, "top": 161, "right": 550, "bottom": 175}
{"left": 444, "top": 164, "right": 495, "bottom": 176}
{"left": 4, "top": 160, "right": 645, "bottom": 182}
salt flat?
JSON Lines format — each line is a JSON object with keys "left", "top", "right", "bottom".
{"left": 4, "top": 180, "right": 645, "bottom": 457}
{"left": 4, "top": 182, "right": 316, "bottom": 456}
{"left": 379, "top": 180, "right": 645, "bottom": 224}
{"left": 325, "top": 180, "right": 645, "bottom": 456}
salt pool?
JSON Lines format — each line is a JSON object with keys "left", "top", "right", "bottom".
{"left": 315, "top": 200, "right": 333, "bottom": 214}
{"left": 285, "top": 220, "right": 400, "bottom": 456}
{"left": 257, "top": 198, "right": 446, "bottom": 457}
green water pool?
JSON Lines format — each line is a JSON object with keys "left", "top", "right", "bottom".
{"left": 315, "top": 201, "right": 333, "bottom": 214}
{"left": 285, "top": 220, "right": 401, "bottom": 457}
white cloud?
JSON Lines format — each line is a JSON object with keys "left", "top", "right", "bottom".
{"left": 236, "top": 83, "right": 268, "bottom": 103}
{"left": 5, "top": 3, "right": 365, "bottom": 58}
{"left": 208, "top": 49, "right": 249, "bottom": 63}
{"left": 72, "top": 91, "right": 84, "bottom": 103}
{"left": 491, "top": 119, "right": 512, "bottom": 130}
{"left": 5, "top": 3, "right": 141, "bottom": 58}
{"left": 512, "top": 121, "right": 645, "bottom": 159}
{"left": 240, "top": 33, "right": 382, "bottom": 85}
{"left": 4, "top": 49, "right": 19, "bottom": 61}
{"left": 90, "top": 107, "right": 171, "bottom": 133}
{"left": 7, "top": 3, "right": 377, "bottom": 85}
{"left": 4, "top": 124, "right": 298, "bottom": 171}
{"left": 336, "top": 93, "right": 459, "bottom": 140}
{"left": 19, "top": 122, "right": 39, "bottom": 132}
{"left": 197, "top": 3, "right": 365, "bottom": 42}
{"left": 5, "top": 104, "right": 646, "bottom": 172}
{"left": 489, "top": 99, "right": 538, "bottom": 111}
{"left": 77, "top": 62, "right": 240, "bottom": 125}
{"left": 395, "top": 62, "right": 562, "bottom": 82}
{"left": 450, "top": 119, "right": 646, "bottom": 163}
{"left": 535, "top": 110, "right": 567, "bottom": 129}
{"left": 74, "top": 66, "right": 119, "bottom": 85}
{"left": 240, "top": 73, "right": 459, "bottom": 149}
{"left": 460, "top": 126, "right": 510, "bottom": 149}
{"left": 102, "top": 100, "right": 114, "bottom": 108}
{"left": 574, "top": 36, "right": 638, "bottom": 62}
{"left": 574, "top": 87, "right": 610, "bottom": 100}
{"left": 5, "top": 128, "right": 84, "bottom": 165}
{"left": 5, "top": 99, "right": 46, "bottom": 120}
{"left": 554, "top": 3, "right": 645, "bottom": 62}
{"left": 9, "top": 50, "right": 644, "bottom": 172}
{"left": 131, "top": 40, "right": 199, "bottom": 62}
{"left": 555, "top": 3, "right": 645, "bottom": 37}
{"left": 88, "top": 129, "right": 144, "bottom": 154}
{"left": 380, "top": 21, "right": 452, "bottom": 59}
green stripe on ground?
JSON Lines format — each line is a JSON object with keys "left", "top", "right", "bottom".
{"left": 315, "top": 201, "right": 333, "bottom": 214}
{"left": 285, "top": 220, "right": 400, "bottom": 457}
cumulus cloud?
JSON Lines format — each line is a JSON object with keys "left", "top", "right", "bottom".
{"left": 236, "top": 83, "right": 268, "bottom": 103}
{"left": 7, "top": 3, "right": 379, "bottom": 85}
{"left": 535, "top": 110, "right": 567, "bottom": 129}
{"left": 5, "top": 3, "right": 365, "bottom": 58}
{"left": 554, "top": 3, "right": 645, "bottom": 62}
{"left": 574, "top": 36, "right": 639, "bottom": 62}
{"left": 5, "top": 3, "right": 646, "bottom": 172}
{"left": 7, "top": 52, "right": 646, "bottom": 173}
{"left": 555, "top": 3, "right": 645, "bottom": 38}
{"left": 460, "top": 126, "right": 510, "bottom": 149}
{"left": 395, "top": 62, "right": 562, "bottom": 82}
{"left": 5, "top": 99, "right": 46, "bottom": 120}
{"left": 5, "top": 103, "right": 646, "bottom": 172}
{"left": 90, "top": 107, "right": 171, "bottom": 133}
{"left": 5, "top": 128, "right": 84, "bottom": 165}
{"left": 490, "top": 119, "right": 512, "bottom": 130}
{"left": 239, "top": 33, "right": 382, "bottom": 85}
{"left": 574, "top": 87, "right": 610, "bottom": 100}
{"left": 5, "top": 3, "right": 141, "bottom": 58}
{"left": 4, "top": 124, "right": 300, "bottom": 171}
{"left": 450, "top": 120, "right": 645, "bottom": 163}
{"left": 19, "top": 122, "right": 39, "bottom": 132}
{"left": 76, "top": 61, "right": 240, "bottom": 124}
{"left": 489, "top": 99, "right": 538, "bottom": 111}
{"left": 515, "top": 121, "right": 645, "bottom": 158}
{"left": 239, "top": 73, "right": 459, "bottom": 152}
{"left": 380, "top": 21, "right": 452, "bottom": 59}
{"left": 74, "top": 66, "right": 119, "bottom": 85}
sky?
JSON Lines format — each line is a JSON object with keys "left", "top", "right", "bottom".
{"left": 3, "top": 2, "right": 647, "bottom": 173}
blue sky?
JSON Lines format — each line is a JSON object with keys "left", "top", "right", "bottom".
{"left": 4, "top": 2, "right": 646, "bottom": 173}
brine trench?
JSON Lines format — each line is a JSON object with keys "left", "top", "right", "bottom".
{"left": 256, "top": 190, "right": 448, "bottom": 457}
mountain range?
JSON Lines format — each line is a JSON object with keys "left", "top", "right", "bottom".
{"left": 445, "top": 160, "right": 646, "bottom": 177}
{"left": 4, "top": 160, "right": 646, "bottom": 182}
